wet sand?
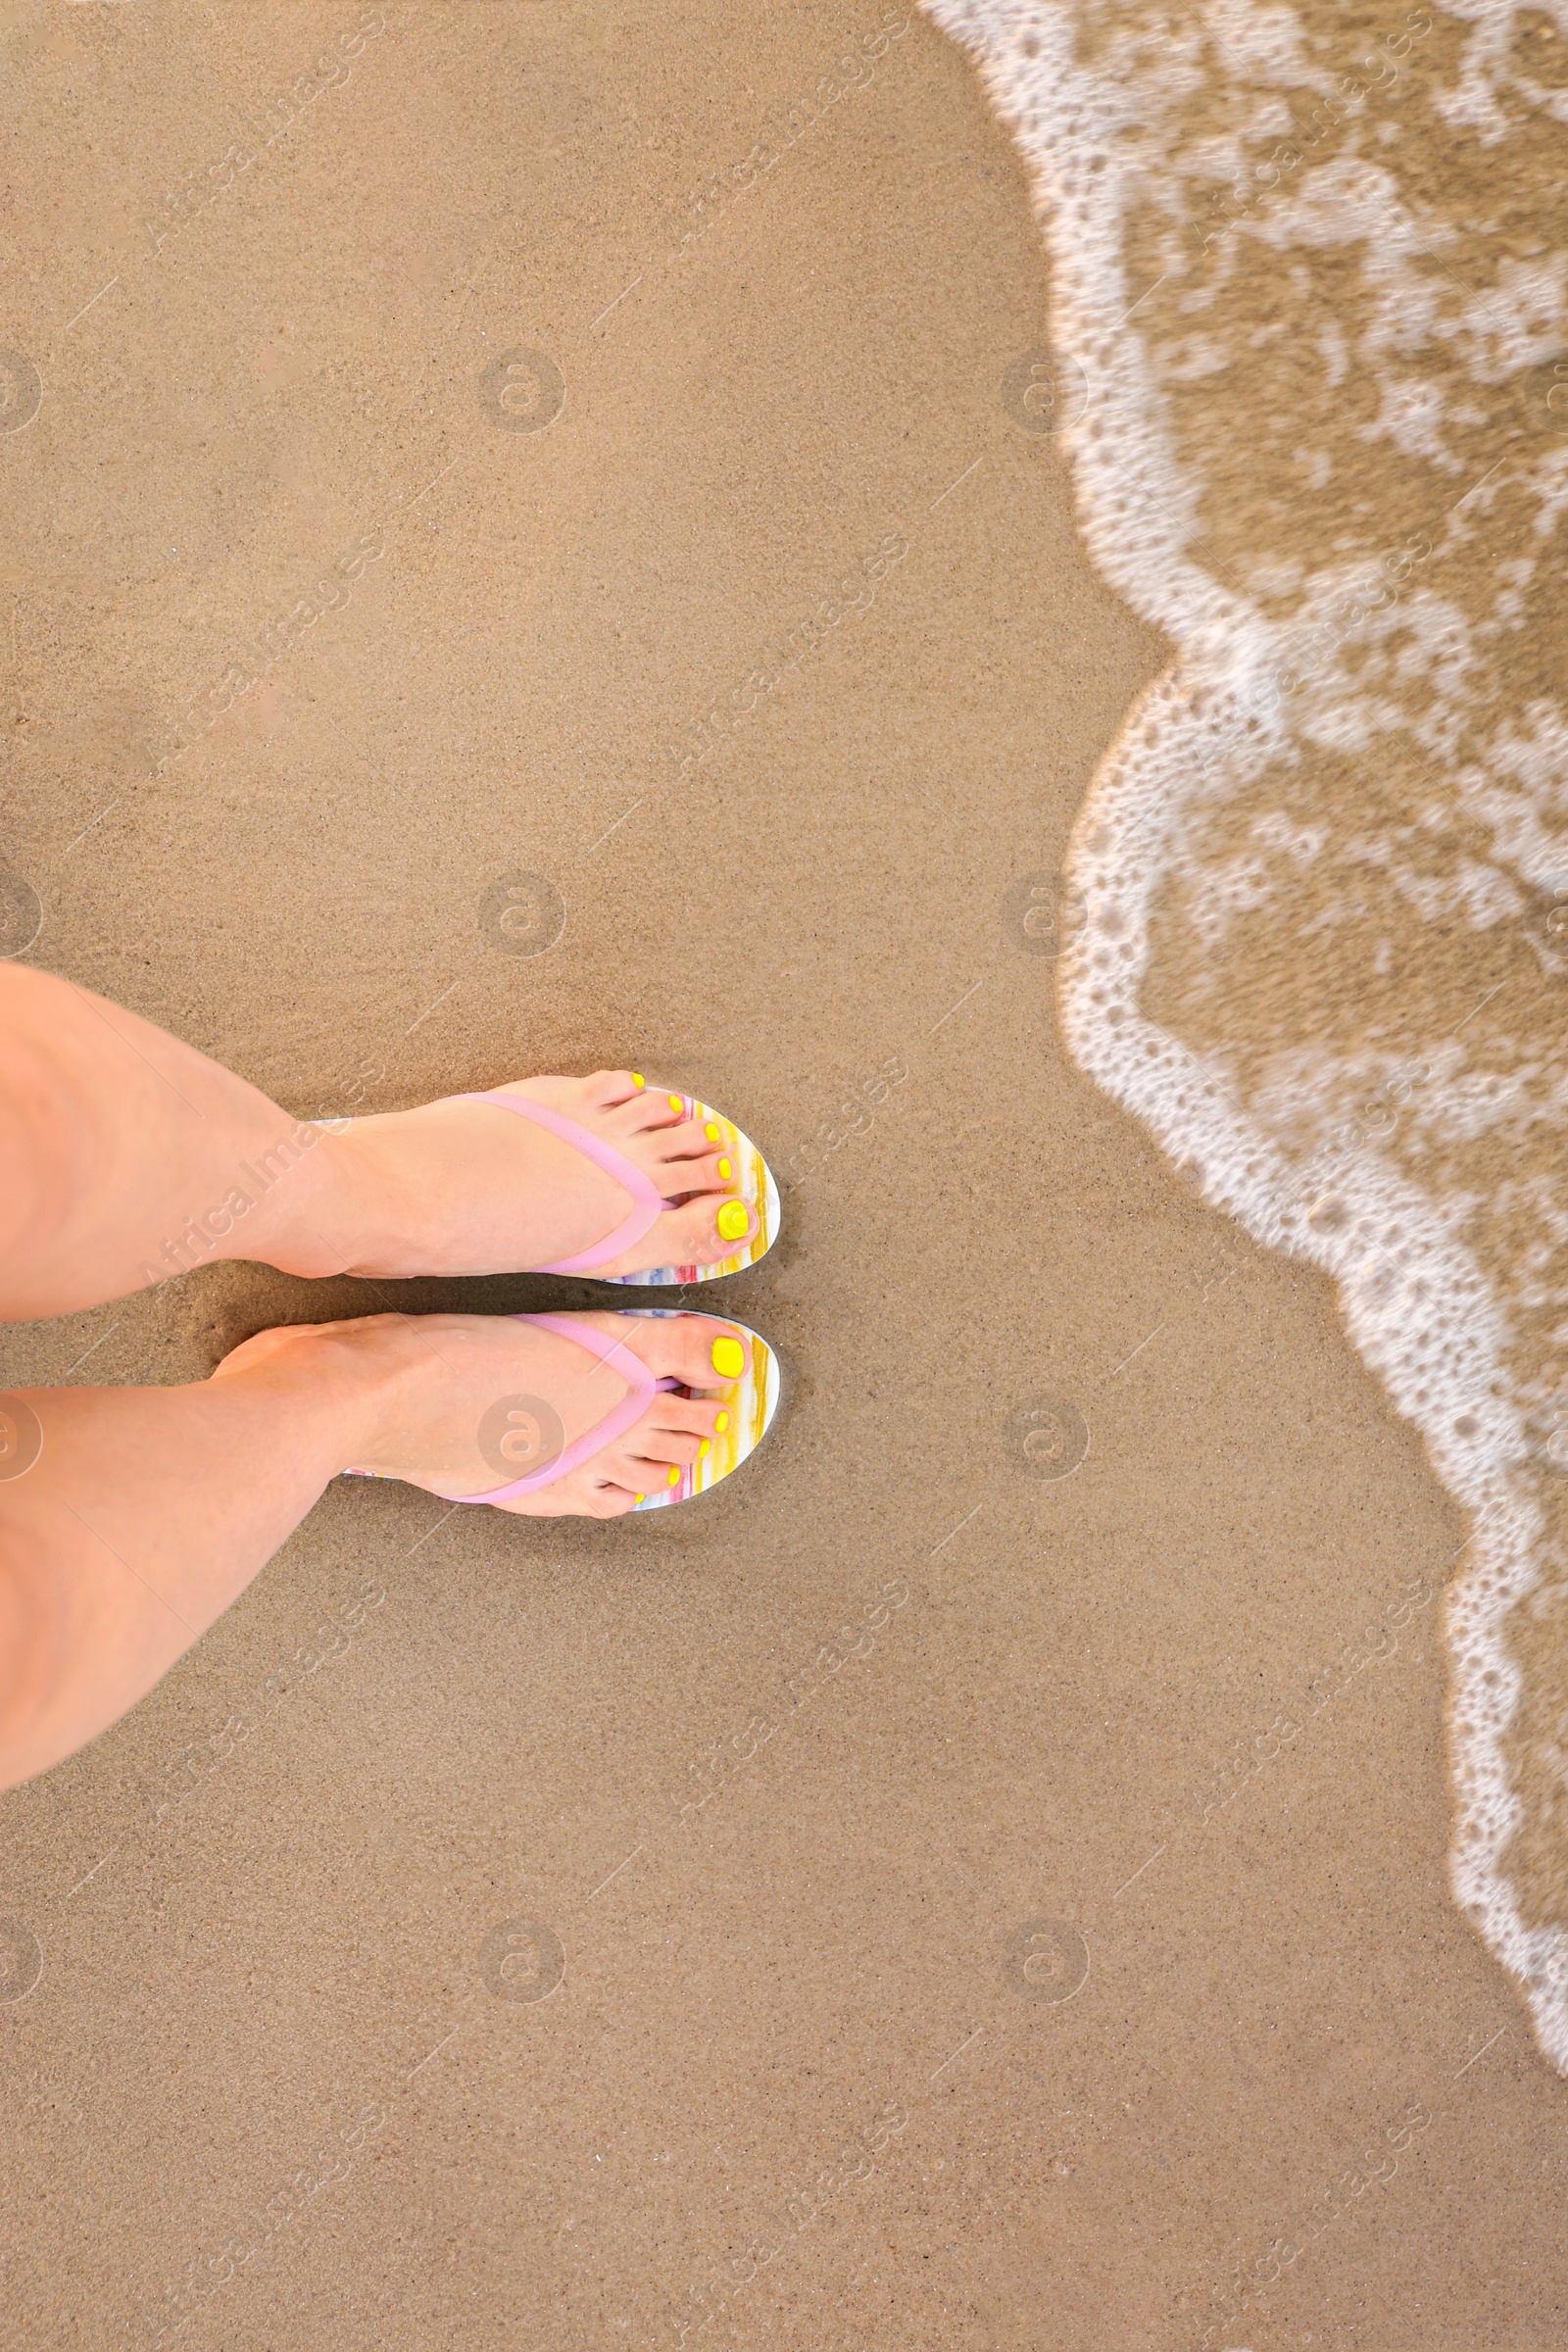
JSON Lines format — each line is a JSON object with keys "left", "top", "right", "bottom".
{"left": 2, "top": 3, "right": 1567, "bottom": 2345}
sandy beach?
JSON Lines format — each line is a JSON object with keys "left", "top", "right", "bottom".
{"left": 4, "top": 2, "right": 1568, "bottom": 2345}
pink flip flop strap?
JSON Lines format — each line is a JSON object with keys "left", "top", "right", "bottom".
{"left": 441, "top": 1312, "right": 681, "bottom": 1504}
{"left": 453, "top": 1090, "right": 665, "bottom": 1274}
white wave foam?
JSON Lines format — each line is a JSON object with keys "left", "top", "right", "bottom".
{"left": 919, "top": 0, "right": 1568, "bottom": 2062}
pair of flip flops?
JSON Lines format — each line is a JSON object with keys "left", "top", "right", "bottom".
{"left": 355, "top": 1084, "right": 781, "bottom": 1515}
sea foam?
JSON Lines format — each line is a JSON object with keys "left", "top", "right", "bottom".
{"left": 920, "top": 0, "right": 1568, "bottom": 2063}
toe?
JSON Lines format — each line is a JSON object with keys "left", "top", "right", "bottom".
{"left": 647, "top": 1116, "right": 728, "bottom": 1168}
{"left": 613, "top": 1311, "right": 752, "bottom": 1394}
{"left": 583, "top": 1069, "right": 649, "bottom": 1108}
{"left": 612, "top": 1433, "right": 683, "bottom": 1487}
{"left": 612, "top": 1087, "right": 687, "bottom": 1136}
{"left": 641, "top": 1195, "right": 758, "bottom": 1270}
{"left": 651, "top": 1147, "right": 737, "bottom": 1200}
{"left": 498, "top": 1466, "right": 641, "bottom": 1519}
{"left": 622, "top": 1422, "right": 705, "bottom": 1472}
{"left": 586, "top": 1479, "right": 642, "bottom": 1518}
{"left": 604, "top": 1395, "right": 726, "bottom": 1486}
{"left": 648, "top": 1395, "right": 729, "bottom": 1445}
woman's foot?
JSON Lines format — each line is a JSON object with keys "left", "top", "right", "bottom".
{"left": 213, "top": 1307, "right": 752, "bottom": 1518}
{"left": 311, "top": 1072, "right": 759, "bottom": 1279}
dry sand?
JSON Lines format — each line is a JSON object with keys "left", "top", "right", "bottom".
{"left": 1, "top": 2, "right": 1566, "bottom": 2345}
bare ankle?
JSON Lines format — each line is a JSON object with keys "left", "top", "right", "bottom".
{"left": 212, "top": 1317, "right": 409, "bottom": 1472}
{"left": 234, "top": 1127, "right": 388, "bottom": 1279}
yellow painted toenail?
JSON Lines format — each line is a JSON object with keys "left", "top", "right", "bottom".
{"left": 715, "top": 1411, "right": 729, "bottom": 1433}
{"left": 700, "top": 1440, "right": 711, "bottom": 1459}
{"left": 716, "top": 1200, "right": 750, "bottom": 1242}
{"left": 705, "top": 1121, "right": 720, "bottom": 1142}
{"left": 668, "top": 1092, "right": 683, "bottom": 1112}
{"left": 667, "top": 1464, "right": 681, "bottom": 1488}
{"left": 717, "top": 1155, "right": 733, "bottom": 1180}
{"left": 710, "top": 1335, "right": 745, "bottom": 1379}
{"left": 632, "top": 1073, "right": 645, "bottom": 1089}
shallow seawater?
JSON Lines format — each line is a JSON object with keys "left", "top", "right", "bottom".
{"left": 920, "top": 0, "right": 1568, "bottom": 2064}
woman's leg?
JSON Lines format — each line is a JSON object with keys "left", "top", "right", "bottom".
{"left": 0, "top": 1335, "right": 375, "bottom": 1792}
{"left": 0, "top": 1310, "right": 742, "bottom": 1790}
{"left": 0, "top": 964, "right": 755, "bottom": 1318}
{"left": 0, "top": 962, "right": 757, "bottom": 1788}
{"left": 0, "top": 961, "right": 366, "bottom": 1316}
